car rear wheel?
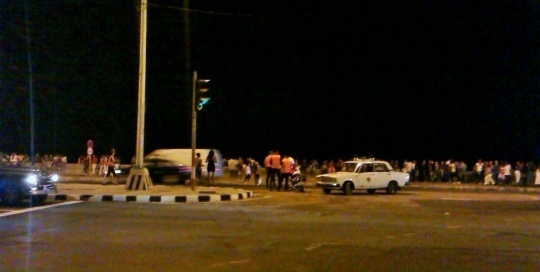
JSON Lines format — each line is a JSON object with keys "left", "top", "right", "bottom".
{"left": 386, "top": 181, "right": 398, "bottom": 194}
{"left": 343, "top": 182, "right": 353, "bottom": 195}
{"left": 367, "top": 189, "right": 376, "bottom": 194}
{"left": 323, "top": 188, "right": 331, "bottom": 194}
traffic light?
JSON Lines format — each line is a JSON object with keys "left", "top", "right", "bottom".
{"left": 196, "top": 79, "right": 210, "bottom": 110}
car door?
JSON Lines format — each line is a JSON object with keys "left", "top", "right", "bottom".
{"left": 354, "top": 163, "right": 375, "bottom": 189}
{"left": 371, "top": 163, "right": 392, "bottom": 188}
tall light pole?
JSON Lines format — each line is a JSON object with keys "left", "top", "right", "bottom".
{"left": 190, "top": 71, "right": 198, "bottom": 191}
{"left": 126, "top": 0, "right": 152, "bottom": 190}
{"left": 190, "top": 71, "right": 210, "bottom": 191}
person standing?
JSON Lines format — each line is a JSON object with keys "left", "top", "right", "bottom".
{"left": 195, "top": 153, "right": 203, "bottom": 179}
{"left": 503, "top": 161, "right": 512, "bottom": 186}
{"left": 448, "top": 160, "right": 458, "bottom": 183}
{"left": 99, "top": 155, "right": 107, "bottom": 175}
{"left": 228, "top": 158, "right": 238, "bottom": 179}
{"left": 264, "top": 151, "right": 274, "bottom": 188}
{"left": 279, "top": 154, "right": 292, "bottom": 191}
{"left": 90, "top": 154, "right": 98, "bottom": 175}
{"left": 250, "top": 158, "right": 260, "bottom": 185}
{"left": 243, "top": 159, "right": 252, "bottom": 184}
{"left": 474, "top": 159, "right": 484, "bottom": 183}
{"left": 483, "top": 161, "right": 495, "bottom": 185}
{"left": 206, "top": 149, "right": 217, "bottom": 185}
{"left": 102, "top": 148, "right": 118, "bottom": 185}
{"left": 269, "top": 150, "right": 281, "bottom": 191}
{"left": 535, "top": 165, "right": 540, "bottom": 186}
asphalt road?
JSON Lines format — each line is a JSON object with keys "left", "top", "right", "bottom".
{"left": 1, "top": 188, "right": 539, "bottom": 272}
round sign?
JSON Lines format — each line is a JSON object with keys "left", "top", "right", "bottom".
{"left": 87, "top": 147, "right": 93, "bottom": 156}
{"left": 87, "top": 139, "right": 94, "bottom": 148}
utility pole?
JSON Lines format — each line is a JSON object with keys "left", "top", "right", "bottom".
{"left": 190, "top": 71, "right": 198, "bottom": 191}
{"left": 126, "top": 0, "right": 152, "bottom": 190}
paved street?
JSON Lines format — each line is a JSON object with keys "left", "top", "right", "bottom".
{"left": 1, "top": 185, "right": 539, "bottom": 271}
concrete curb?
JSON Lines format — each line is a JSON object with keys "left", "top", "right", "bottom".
{"left": 46, "top": 191, "right": 253, "bottom": 203}
{"left": 406, "top": 183, "right": 540, "bottom": 193}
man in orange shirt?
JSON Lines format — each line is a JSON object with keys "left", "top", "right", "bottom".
{"left": 269, "top": 150, "right": 281, "bottom": 191}
{"left": 264, "top": 151, "right": 274, "bottom": 188}
{"left": 279, "top": 154, "right": 293, "bottom": 191}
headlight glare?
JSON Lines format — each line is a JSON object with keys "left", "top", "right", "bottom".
{"left": 51, "top": 174, "right": 59, "bottom": 182}
{"left": 26, "top": 174, "right": 38, "bottom": 184}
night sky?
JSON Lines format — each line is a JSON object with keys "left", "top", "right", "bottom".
{"left": 1, "top": 0, "right": 540, "bottom": 166}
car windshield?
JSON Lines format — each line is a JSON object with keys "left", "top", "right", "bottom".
{"left": 340, "top": 162, "right": 359, "bottom": 173}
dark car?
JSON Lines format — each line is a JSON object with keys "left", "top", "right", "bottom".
{"left": 0, "top": 166, "right": 58, "bottom": 206}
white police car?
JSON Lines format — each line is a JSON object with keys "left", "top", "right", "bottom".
{"left": 316, "top": 158, "right": 409, "bottom": 195}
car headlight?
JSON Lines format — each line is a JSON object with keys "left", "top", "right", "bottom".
{"left": 26, "top": 174, "right": 38, "bottom": 185}
{"left": 50, "top": 174, "right": 59, "bottom": 182}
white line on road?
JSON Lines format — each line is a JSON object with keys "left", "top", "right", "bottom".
{"left": 0, "top": 201, "right": 83, "bottom": 218}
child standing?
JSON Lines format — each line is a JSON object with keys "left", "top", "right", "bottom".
{"left": 243, "top": 159, "right": 252, "bottom": 184}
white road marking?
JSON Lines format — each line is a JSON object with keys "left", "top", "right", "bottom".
{"left": 440, "top": 198, "right": 478, "bottom": 201}
{"left": 211, "top": 259, "right": 251, "bottom": 267}
{"left": 0, "top": 201, "right": 83, "bottom": 218}
{"left": 305, "top": 242, "right": 342, "bottom": 251}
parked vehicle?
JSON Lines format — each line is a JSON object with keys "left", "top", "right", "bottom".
{"left": 316, "top": 157, "right": 409, "bottom": 195}
{"left": 0, "top": 166, "right": 58, "bottom": 206}
{"left": 142, "top": 149, "right": 223, "bottom": 184}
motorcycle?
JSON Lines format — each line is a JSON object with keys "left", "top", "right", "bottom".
{"left": 288, "top": 166, "right": 305, "bottom": 192}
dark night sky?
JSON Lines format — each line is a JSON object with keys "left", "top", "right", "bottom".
{"left": 1, "top": 0, "right": 540, "bottom": 165}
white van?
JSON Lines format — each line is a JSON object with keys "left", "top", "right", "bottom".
{"left": 143, "top": 148, "right": 223, "bottom": 183}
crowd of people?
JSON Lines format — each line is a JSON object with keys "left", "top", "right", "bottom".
{"left": 393, "top": 159, "right": 540, "bottom": 186}
{"left": 0, "top": 152, "right": 67, "bottom": 172}
{"left": 220, "top": 154, "right": 540, "bottom": 188}
{"left": 4, "top": 149, "right": 540, "bottom": 187}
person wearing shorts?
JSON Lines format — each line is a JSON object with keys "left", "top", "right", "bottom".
{"left": 102, "top": 148, "right": 118, "bottom": 185}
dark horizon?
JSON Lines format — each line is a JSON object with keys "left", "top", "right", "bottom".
{"left": 1, "top": 0, "right": 539, "bottom": 166}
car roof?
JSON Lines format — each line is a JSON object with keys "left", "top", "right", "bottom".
{"left": 344, "top": 159, "right": 387, "bottom": 164}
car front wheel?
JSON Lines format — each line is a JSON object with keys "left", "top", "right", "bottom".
{"left": 323, "top": 188, "right": 331, "bottom": 194}
{"left": 31, "top": 195, "right": 47, "bottom": 206}
{"left": 343, "top": 182, "right": 353, "bottom": 195}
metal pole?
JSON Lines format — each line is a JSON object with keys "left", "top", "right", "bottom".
{"left": 136, "top": 0, "right": 148, "bottom": 169}
{"left": 125, "top": 0, "right": 151, "bottom": 190}
{"left": 24, "top": 0, "right": 35, "bottom": 165}
{"left": 191, "top": 71, "right": 197, "bottom": 191}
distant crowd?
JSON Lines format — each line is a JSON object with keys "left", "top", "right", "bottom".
{"left": 222, "top": 155, "right": 540, "bottom": 187}
{"left": 3, "top": 150, "right": 540, "bottom": 186}
{"left": 0, "top": 152, "right": 67, "bottom": 172}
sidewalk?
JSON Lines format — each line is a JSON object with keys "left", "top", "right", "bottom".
{"left": 50, "top": 173, "right": 540, "bottom": 204}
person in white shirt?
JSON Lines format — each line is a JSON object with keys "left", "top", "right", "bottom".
{"left": 474, "top": 159, "right": 484, "bottom": 183}
{"left": 503, "top": 161, "right": 512, "bottom": 186}
{"left": 243, "top": 159, "right": 252, "bottom": 184}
